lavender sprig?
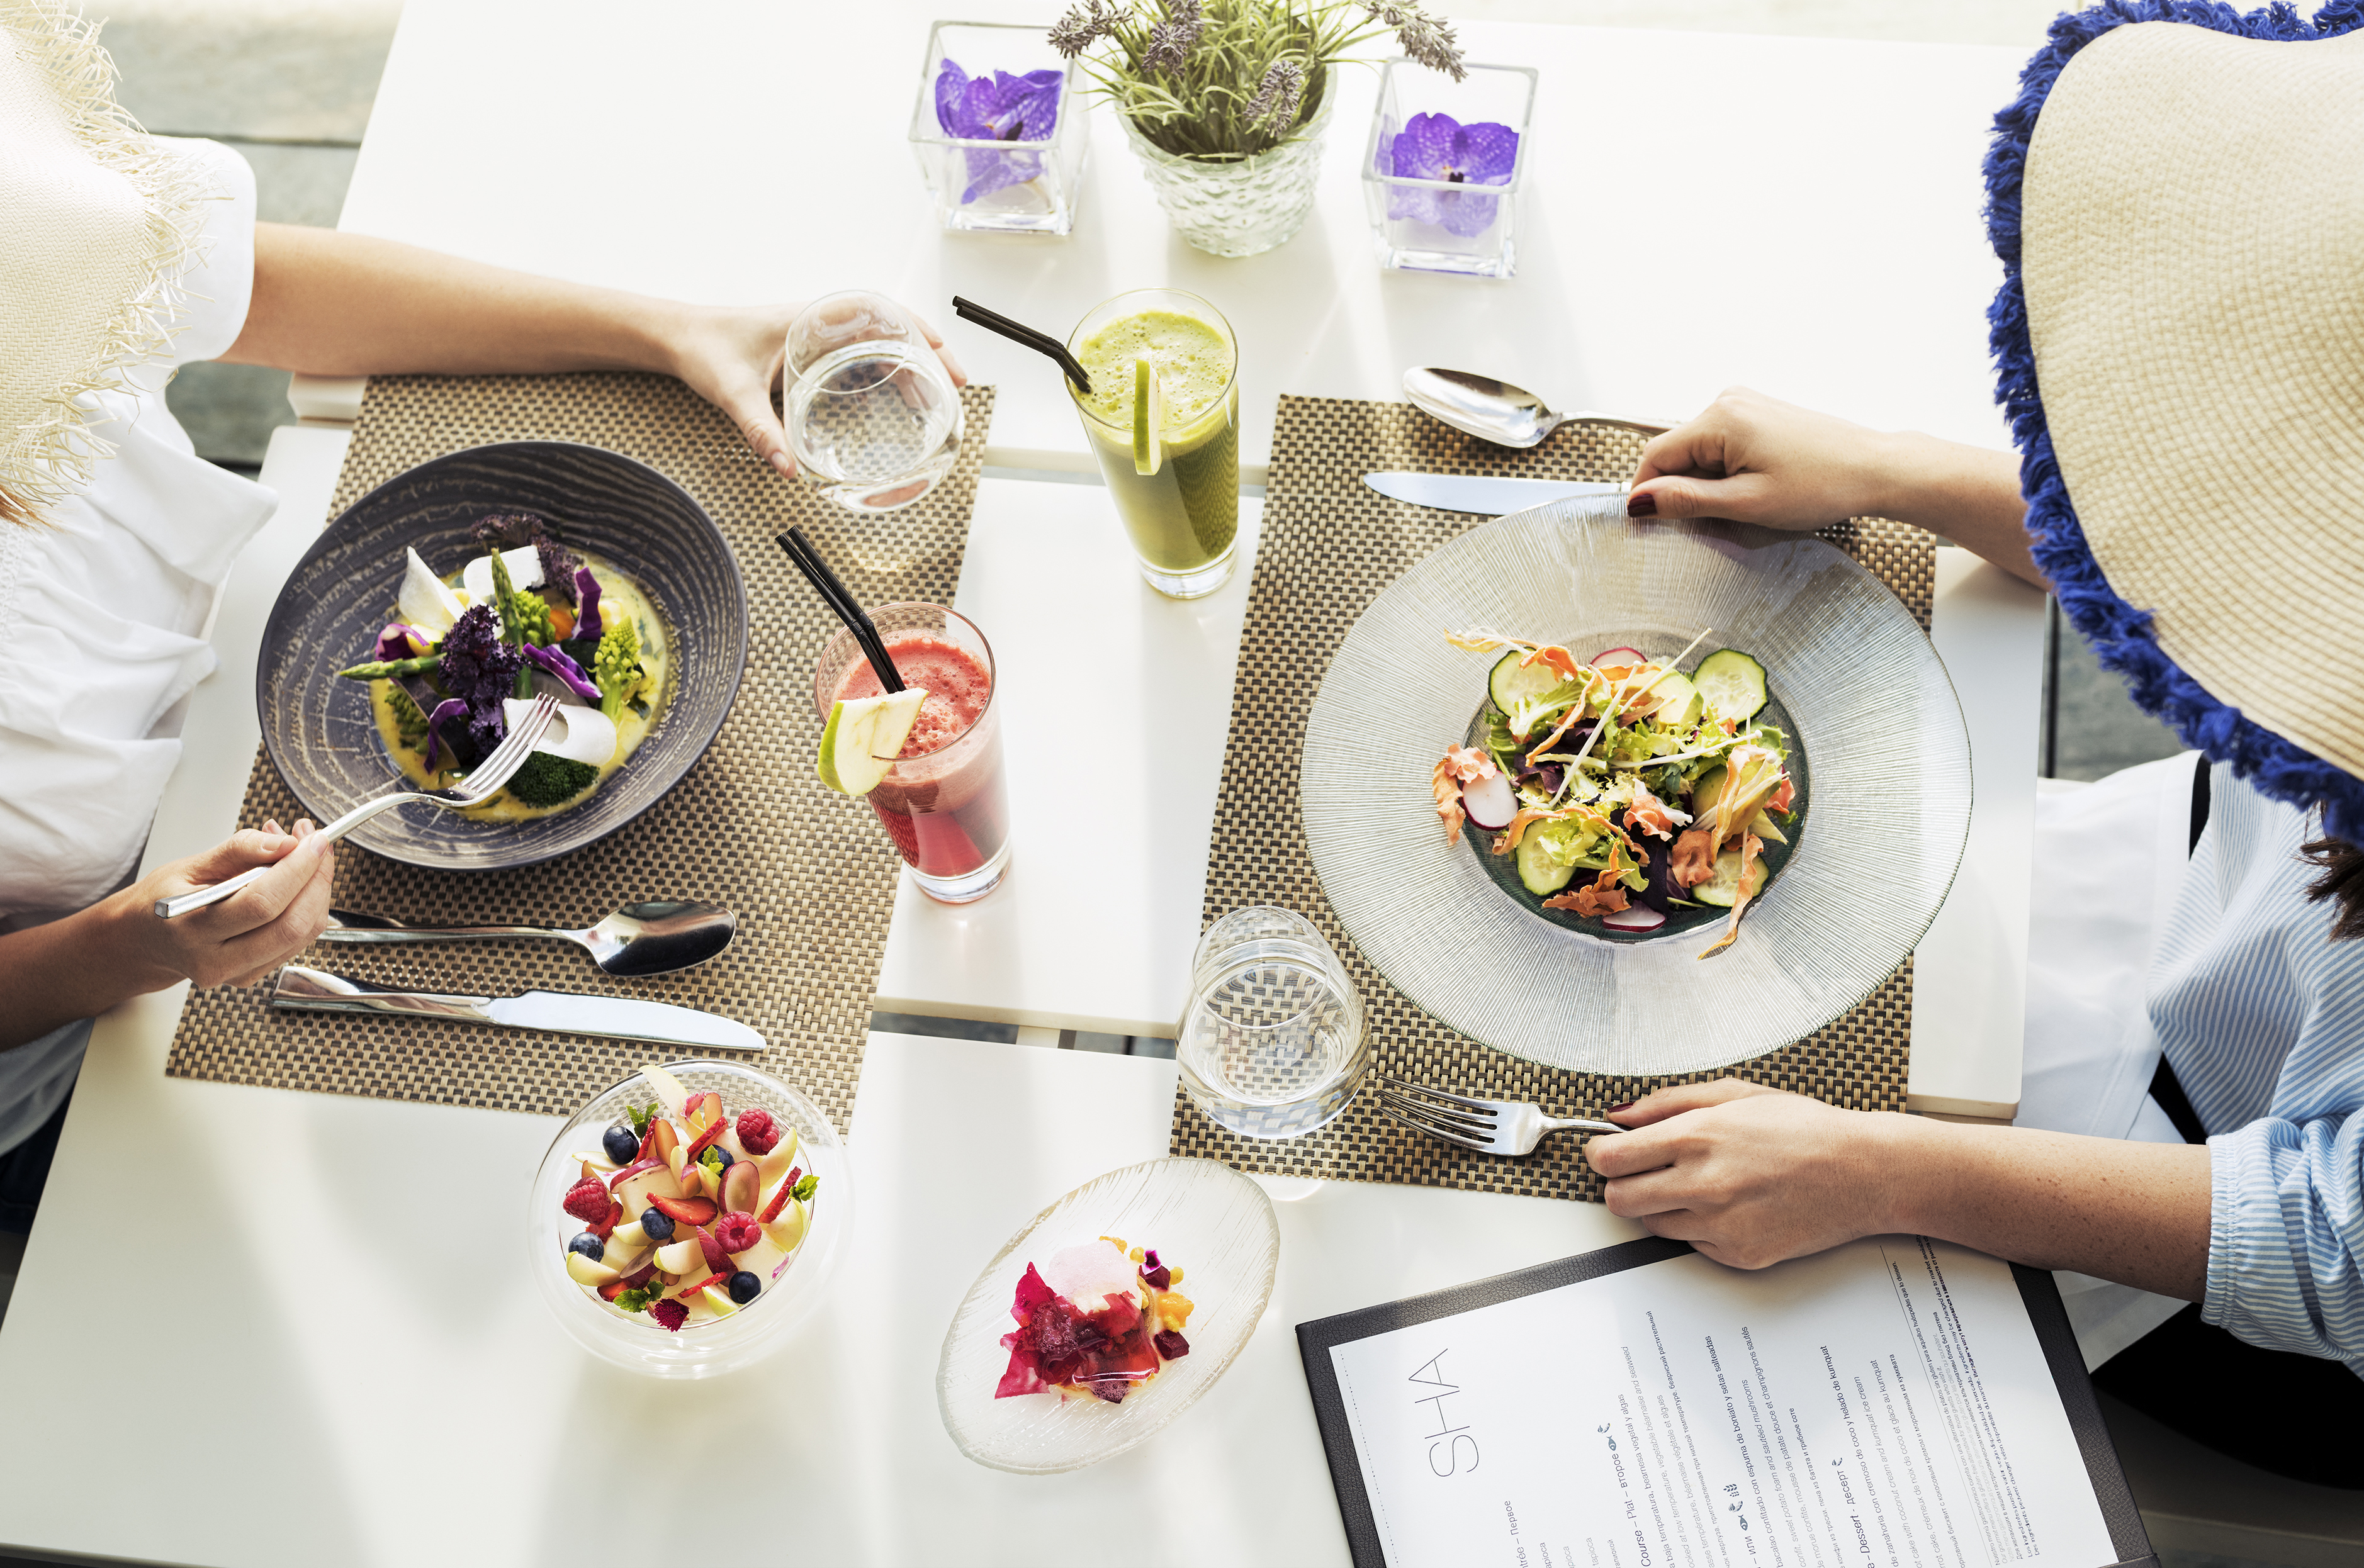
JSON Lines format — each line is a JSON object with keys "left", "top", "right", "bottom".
{"left": 1243, "top": 56, "right": 1306, "bottom": 135}
{"left": 1141, "top": 0, "right": 1205, "bottom": 74}
{"left": 1050, "top": 0, "right": 1125, "bottom": 57}
{"left": 1361, "top": 0, "right": 1464, "bottom": 80}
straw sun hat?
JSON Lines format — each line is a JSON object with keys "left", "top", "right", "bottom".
{"left": 1988, "top": 1, "right": 2364, "bottom": 836}
{"left": 0, "top": 0, "right": 220, "bottom": 525}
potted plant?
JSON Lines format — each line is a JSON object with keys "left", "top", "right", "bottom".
{"left": 1050, "top": 0, "right": 1466, "bottom": 258}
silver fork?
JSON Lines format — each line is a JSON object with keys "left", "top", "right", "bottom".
{"left": 155, "top": 695, "right": 560, "bottom": 919}
{"left": 1377, "top": 1073, "right": 1624, "bottom": 1156}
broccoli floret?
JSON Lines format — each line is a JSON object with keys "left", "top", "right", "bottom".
{"left": 505, "top": 751, "right": 599, "bottom": 807}
{"left": 594, "top": 617, "right": 644, "bottom": 721}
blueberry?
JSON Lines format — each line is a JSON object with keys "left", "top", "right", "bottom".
{"left": 640, "top": 1207, "right": 676, "bottom": 1241}
{"left": 728, "top": 1270, "right": 760, "bottom": 1304}
{"left": 602, "top": 1123, "right": 640, "bottom": 1165}
{"left": 568, "top": 1232, "right": 605, "bottom": 1261}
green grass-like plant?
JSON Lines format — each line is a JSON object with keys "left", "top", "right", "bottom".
{"left": 1051, "top": 0, "right": 1463, "bottom": 162}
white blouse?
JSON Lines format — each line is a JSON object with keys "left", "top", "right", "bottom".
{"left": 0, "top": 138, "right": 277, "bottom": 929}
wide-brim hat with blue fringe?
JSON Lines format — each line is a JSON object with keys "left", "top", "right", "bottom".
{"left": 1988, "top": 1, "right": 2364, "bottom": 837}
{"left": 0, "top": 0, "right": 217, "bottom": 525}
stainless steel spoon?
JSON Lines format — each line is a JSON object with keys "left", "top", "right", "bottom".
{"left": 318, "top": 900, "right": 738, "bottom": 977}
{"left": 1404, "top": 367, "right": 1680, "bottom": 449}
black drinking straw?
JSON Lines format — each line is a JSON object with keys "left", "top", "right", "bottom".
{"left": 775, "top": 527, "right": 904, "bottom": 694}
{"left": 952, "top": 295, "right": 1093, "bottom": 395}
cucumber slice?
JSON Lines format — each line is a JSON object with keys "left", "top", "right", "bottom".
{"left": 1132, "top": 355, "right": 1164, "bottom": 476}
{"left": 1516, "top": 831, "right": 1575, "bottom": 896}
{"left": 1692, "top": 649, "right": 1768, "bottom": 722}
{"left": 1691, "top": 847, "right": 1760, "bottom": 907}
{"left": 1690, "top": 764, "right": 1727, "bottom": 822}
{"left": 1488, "top": 647, "right": 1562, "bottom": 715}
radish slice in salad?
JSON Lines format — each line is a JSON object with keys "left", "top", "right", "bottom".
{"left": 1461, "top": 770, "right": 1517, "bottom": 831}
{"left": 1591, "top": 646, "right": 1648, "bottom": 666}
{"left": 1601, "top": 904, "right": 1667, "bottom": 932}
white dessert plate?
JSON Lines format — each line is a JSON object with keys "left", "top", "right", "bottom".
{"left": 936, "top": 1157, "right": 1280, "bottom": 1474}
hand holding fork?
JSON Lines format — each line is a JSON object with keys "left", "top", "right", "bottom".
{"left": 1378, "top": 1074, "right": 1625, "bottom": 1156}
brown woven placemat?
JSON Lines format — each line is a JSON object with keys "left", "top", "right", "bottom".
{"left": 1168, "top": 395, "right": 1933, "bottom": 1201}
{"left": 164, "top": 372, "right": 997, "bottom": 1133}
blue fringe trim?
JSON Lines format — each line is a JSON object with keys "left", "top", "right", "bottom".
{"left": 1986, "top": 1, "right": 2364, "bottom": 837}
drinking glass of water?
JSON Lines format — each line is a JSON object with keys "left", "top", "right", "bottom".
{"left": 1178, "top": 906, "right": 1368, "bottom": 1140}
{"left": 784, "top": 291, "right": 964, "bottom": 513}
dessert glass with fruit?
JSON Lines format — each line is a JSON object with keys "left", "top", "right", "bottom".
{"left": 529, "top": 1060, "right": 852, "bottom": 1377}
{"left": 937, "top": 1156, "right": 1278, "bottom": 1473}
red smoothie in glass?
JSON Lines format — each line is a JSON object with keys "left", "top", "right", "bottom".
{"left": 833, "top": 633, "right": 1006, "bottom": 878}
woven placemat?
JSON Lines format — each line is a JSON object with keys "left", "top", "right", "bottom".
{"left": 1169, "top": 395, "right": 1933, "bottom": 1201}
{"left": 165, "top": 372, "right": 997, "bottom": 1133}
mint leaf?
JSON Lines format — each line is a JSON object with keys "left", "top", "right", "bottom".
{"left": 792, "top": 1174, "right": 818, "bottom": 1202}
{"left": 614, "top": 1287, "right": 651, "bottom": 1313}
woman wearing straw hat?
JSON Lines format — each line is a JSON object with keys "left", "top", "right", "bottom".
{"left": 1588, "top": 4, "right": 2364, "bottom": 1486}
{"left": 0, "top": 2, "right": 960, "bottom": 1228}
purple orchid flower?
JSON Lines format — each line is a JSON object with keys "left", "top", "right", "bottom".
{"left": 522, "top": 642, "right": 604, "bottom": 704}
{"left": 1386, "top": 111, "right": 1518, "bottom": 237}
{"left": 573, "top": 566, "right": 604, "bottom": 642}
{"left": 934, "top": 59, "right": 1064, "bottom": 203}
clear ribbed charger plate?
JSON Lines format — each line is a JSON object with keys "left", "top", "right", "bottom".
{"left": 1301, "top": 499, "right": 1972, "bottom": 1077}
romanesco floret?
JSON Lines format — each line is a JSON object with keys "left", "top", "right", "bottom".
{"left": 505, "top": 751, "right": 599, "bottom": 808}
{"left": 509, "top": 590, "right": 557, "bottom": 647}
{"left": 594, "top": 617, "right": 644, "bottom": 721}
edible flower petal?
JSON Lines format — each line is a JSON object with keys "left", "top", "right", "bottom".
{"left": 374, "top": 622, "right": 434, "bottom": 661}
{"left": 521, "top": 642, "right": 604, "bottom": 703}
{"left": 933, "top": 59, "right": 1064, "bottom": 202}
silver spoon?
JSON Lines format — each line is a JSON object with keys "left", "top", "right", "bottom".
{"left": 318, "top": 900, "right": 738, "bottom": 977}
{"left": 1404, "top": 367, "right": 1680, "bottom": 449}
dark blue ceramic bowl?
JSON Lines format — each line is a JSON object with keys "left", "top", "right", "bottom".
{"left": 255, "top": 441, "right": 748, "bottom": 871}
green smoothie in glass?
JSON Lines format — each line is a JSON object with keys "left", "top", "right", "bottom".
{"left": 1067, "top": 288, "right": 1240, "bottom": 600}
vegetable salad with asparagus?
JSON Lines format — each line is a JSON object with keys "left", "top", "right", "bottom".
{"left": 1432, "top": 629, "right": 1799, "bottom": 958}
{"left": 337, "top": 513, "right": 668, "bottom": 820}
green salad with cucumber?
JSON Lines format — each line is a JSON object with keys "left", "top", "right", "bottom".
{"left": 1431, "top": 629, "right": 1800, "bottom": 958}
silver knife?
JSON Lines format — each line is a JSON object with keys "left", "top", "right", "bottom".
{"left": 270, "top": 965, "right": 763, "bottom": 1051}
{"left": 1363, "top": 472, "right": 1628, "bottom": 515}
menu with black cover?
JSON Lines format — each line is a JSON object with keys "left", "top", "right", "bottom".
{"left": 1298, "top": 1236, "right": 2156, "bottom": 1568}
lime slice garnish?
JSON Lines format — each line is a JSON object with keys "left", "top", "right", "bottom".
{"left": 817, "top": 687, "right": 929, "bottom": 795}
{"left": 1132, "top": 354, "right": 1165, "bottom": 477}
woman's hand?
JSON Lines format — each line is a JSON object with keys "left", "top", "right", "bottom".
{"left": 1629, "top": 387, "right": 1900, "bottom": 530}
{"left": 112, "top": 819, "right": 339, "bottom": 990}
{"left": 660, "top": 301, "right": 969, "bottom": 481}
{"left": 1628, "top": 386, "right": 2044, "bottom": 588}
{"left": 1586, "top": 1078, "right": 1911, "bottom": 1268}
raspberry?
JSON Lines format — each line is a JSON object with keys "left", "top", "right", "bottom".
{"left": 714, "top": 1212, "right": 762, "bottom": 1253}
{"left": 735, "top": 1108, "right": 779, "bottom": 1155}
{"left": 561, "top": 1177, "right": 610, "bottom": 1224}
{"left": 648, "top": 1299, "right": 689, "bottom": 1332}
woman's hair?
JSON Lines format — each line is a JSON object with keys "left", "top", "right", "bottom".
{"left": 2302, "top": 836, "right": 2364, "bottom": 940}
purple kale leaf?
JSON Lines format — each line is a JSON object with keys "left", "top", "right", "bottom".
{"left": 436, "top": 603, "right": 522, "bottom": 761}
{"left": 1387, "top": 111, "right": 1517, "bottom": 237}
{"left": 470, "top": 512, "right": 550, "bottom": 550}
{"left": 536, "top": 537, "right": 581, "bottom": 606}
{"left": 934, "top": 59, "right": 1064, "bottom": 203}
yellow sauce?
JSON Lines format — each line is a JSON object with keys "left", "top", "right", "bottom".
{"left": 367, "top": 553, "right": 673, "bottom": 823}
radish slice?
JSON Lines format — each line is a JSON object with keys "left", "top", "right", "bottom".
{"left": 1601, "top": 904, "right": 1667, "bottom": 931}
{"left": 1461, "top": 770, "right": 1517, "bottom": 831}
{"left": 1592, "top": 646, "right": 1648, "bottom": 666}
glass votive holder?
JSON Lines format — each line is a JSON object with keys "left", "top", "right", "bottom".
{"left": 908, "top": 20, "right": 1089, "bottom": 235}
{"left": 1361, "top": 58, "right": 1536, "bottom": 279}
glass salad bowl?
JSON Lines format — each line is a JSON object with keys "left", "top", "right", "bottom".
{"left": 255, "top": 440, "right": 748, "bottom": 871}
{"left": 1300, "top": 496, "right": 1972, "bottom": 1078}
{"left": 529, "top": 1060, "right": 852, "bottom": 1379}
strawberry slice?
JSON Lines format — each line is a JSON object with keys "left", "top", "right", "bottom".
{"left": 681, "top": 1116, "right": 731, "bottom": 1164}
{"left": 693, "top": 1224, "right": 731, "bottom": 1277}
{"left": 589, "top": 1199, "right": 621, "bottom": 1239}
{"left": 758, "top": 1167, "right": 803, "bottom": 1224}
{"left": 650, "top": 1194, "right": 718, "bottom": 1227}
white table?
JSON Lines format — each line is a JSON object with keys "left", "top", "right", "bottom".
{"left": 0, "top": 11, "right": 2046, "bottom": 1564}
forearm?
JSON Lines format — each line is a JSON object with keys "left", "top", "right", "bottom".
{"left": 223, "top": 223, "right": 690, "bottom": 381}
{"left": 0, "top": 898, "right": 164, "bottom": 1050}
{"left": 1882, "top": 1116, "right": 2210, "bottom": 1300}
{"left": 1866, "top": 430, "right": 2044, "bottom": 590}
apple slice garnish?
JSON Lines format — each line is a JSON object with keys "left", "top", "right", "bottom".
{"left": 762, "top": 1203, "right": 808, "bottom": 1255}
{"left": 655, "top": 1238, "right": 705, "bottom": 1275}
{"left": 639, "top": 1064, "right": 690, "bottom": 1119}
{"left": 565, "top": 1252, "right": 621, "bottom": 1287}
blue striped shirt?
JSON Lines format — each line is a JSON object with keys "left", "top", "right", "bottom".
{"left": 2151, "top": 763, "right": 2364, "bottom": 1369}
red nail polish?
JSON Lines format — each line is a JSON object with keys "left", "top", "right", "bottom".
{"left": 1626, "top": 493, "right": 1656, "bottom": 518}
{"left": 1607, "top": 1100, "right": 1636, "bottom": 1115}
